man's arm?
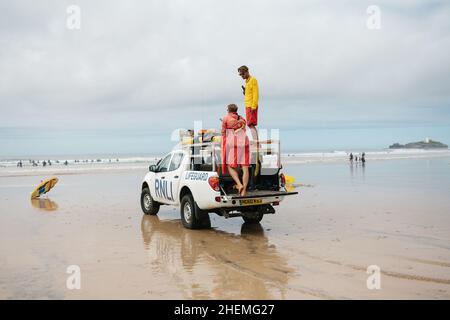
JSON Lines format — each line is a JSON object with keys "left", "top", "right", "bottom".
{"left": 238, "top": 116, "right": 247, "bottom": 128}
{"left": 221, "top": 117, "right": 227, "bottom": 136}
{"left": 252, "top": 78, "right": 259, "bottom": 109}
{"left": 234, "top": 117, "right": 246, "bottom": 132}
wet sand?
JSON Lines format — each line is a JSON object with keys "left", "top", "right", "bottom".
{"left": 1, "top": 158, "right": 450, "bottom": 299}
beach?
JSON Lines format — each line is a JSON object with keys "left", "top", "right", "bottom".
{"left": 1, "top": 151, "right": 450, "bottom": 299}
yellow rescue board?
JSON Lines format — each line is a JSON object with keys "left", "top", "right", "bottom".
{"left": 30, "top": 177, "right": 58, "bottom": 199}
{"left": 284, "top": 175, "right": 296, "bottom": 192}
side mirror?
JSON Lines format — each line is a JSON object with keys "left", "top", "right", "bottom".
{"left": 149, "top": 165, "right": 157, "bottom": 172}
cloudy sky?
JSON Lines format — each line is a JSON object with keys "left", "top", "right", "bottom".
{"left": 1, "top": 0, "right": 449, "bottom": 156}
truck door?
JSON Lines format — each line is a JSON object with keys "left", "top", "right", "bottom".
{"left": 161, "top": 152, "right": 184, "bottom": 205}
{"left": 153, "top": 153, "right": 173, "bottom": 203}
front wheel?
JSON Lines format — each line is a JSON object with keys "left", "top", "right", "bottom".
{"left": 141, "top": 187, "right": 160, "bottom": 215}
{"left": 180, "top": 194, "right": 211, "bottom": 229}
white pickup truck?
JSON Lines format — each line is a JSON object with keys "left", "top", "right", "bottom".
{"left": 140, "top": 137, "right": 298, "bottom": 229}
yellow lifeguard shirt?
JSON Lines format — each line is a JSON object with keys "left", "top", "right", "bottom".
{"left": 244, "top": 76, "right": 259, "bottom": 109}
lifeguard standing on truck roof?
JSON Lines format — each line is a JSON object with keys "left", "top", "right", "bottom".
{"left": 238, "top": 65, "right": 259, "bottom": 145}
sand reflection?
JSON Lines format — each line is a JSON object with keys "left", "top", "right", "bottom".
{"left": 141, "top": 215, "right": 294, "bottom": 299}
{"left": 30, "top": 198, "right": 59, "bottom": 211}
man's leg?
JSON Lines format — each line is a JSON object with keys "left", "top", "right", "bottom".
{"left": 227, "top": 166, "right": 243, "bottom": 193}
{"left": 249, "top": 125, "right": 258, "bottom": 142}
{"left": 241, "top": 166, "right": 249, "bottom": 196}
{"left": 245, "top": 108, "right": 259, "bottom": 146}
{"left": 248, "top": 125, "right": 261, "bottom": 178}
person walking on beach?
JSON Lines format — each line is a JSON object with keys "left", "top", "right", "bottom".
{"left": 238, "top": 66, "right": 259, "bottom": 146}
{"left": 221, "top": 104, "right": 250, "bottom": 196}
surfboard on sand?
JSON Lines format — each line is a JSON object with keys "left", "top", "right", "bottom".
{"left": 30, "top": 177, "right": 58, "bottom": 199}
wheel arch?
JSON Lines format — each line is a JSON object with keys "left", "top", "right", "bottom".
{"left": 179, "top": 186, "right": 192, "bottom": 202}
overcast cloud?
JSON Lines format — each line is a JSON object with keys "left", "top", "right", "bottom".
{"left": 1, "top": 0, "right": 449, "bottom": 155}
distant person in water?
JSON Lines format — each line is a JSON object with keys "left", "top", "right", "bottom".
{"left": 64, "top": 160, "right": 68, "bottom": 166}
{"left": 361, "top": 152, "right": 366, "bottom": 163}
{"left": 349, "top": 153, "right": 353, "bottom": 161}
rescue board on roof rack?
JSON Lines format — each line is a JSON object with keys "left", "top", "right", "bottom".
{"left": 179, "top": 129, "right": 221, "bottom": 145}
{"left": 139, "top": 132, "right": 298, "bottom": 230}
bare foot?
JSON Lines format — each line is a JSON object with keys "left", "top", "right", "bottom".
{"left": 240, "top": 187, "right": 247, "bottom": 197}
{"left": 234, "top": 184, "right": 244, "bottom": 195}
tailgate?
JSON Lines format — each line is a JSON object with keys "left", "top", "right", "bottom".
{"left": 227, "top": 190, "right": 298, "bottom": 200}
{"left": 218, "top": 190, "right": 298, "bottom": 208}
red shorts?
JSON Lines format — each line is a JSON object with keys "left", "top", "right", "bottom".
{"left": 245, "top": 107, "right": 258, "bottom": 126}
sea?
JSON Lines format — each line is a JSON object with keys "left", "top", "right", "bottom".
{"left": 1, "top": 148, "right": 449, "bottom": 177}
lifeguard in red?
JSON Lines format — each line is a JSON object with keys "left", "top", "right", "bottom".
{"left": 220, "top": 104, "right": 250, "bottom": 196}
{"left": 221, "top": 111, "right": 250, "bottom": 175}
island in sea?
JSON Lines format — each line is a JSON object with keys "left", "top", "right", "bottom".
{"left": 389, "top": 138, "right": 448, "bottom": 149}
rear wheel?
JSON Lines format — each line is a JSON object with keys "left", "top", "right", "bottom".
{"left": 242, "top": 210, "right": 264, "bottom": 223}
{"left": 180, "top": 193, "right": 211, "bottom": 229}
{"left": 141, "top": 187, "right": 160, "bottom": 215}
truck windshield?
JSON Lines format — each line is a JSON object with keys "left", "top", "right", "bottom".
{"left": 169, "top": 153, "right": 184, "bottom": 171}
{"left": 157, "top": 154, "right": 172, "bottom": 172}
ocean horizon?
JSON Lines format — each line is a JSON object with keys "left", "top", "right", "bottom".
{"left": 1, "top": 148, "right": 449, "bottom": 177}
{"left": 2, "top": 147, "right": 449, "bottom": 161}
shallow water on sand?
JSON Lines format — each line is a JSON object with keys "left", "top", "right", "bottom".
{"left": 0, "top": 157, "right": 449, "bottom": 299}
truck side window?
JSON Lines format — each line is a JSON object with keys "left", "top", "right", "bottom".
{"left": 157, "top": 154, "right": 172, "bottom": 172}
{"left": 169, "top": 153, "right": 184, "bottom": 171}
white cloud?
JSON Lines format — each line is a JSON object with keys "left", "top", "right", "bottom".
{"left": 1, "top": 0, "right": 449, "bottom": 133}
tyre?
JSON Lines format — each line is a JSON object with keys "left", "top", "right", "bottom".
{"left": 242, "top": 210, "right": 264, "bottom": 223}
{"left": 241, "top": 222, "right": 264, "bottom": 235}
{"left": 141, "top": 187, "right": 160, "bottom": 215}
{"left": 180, "top": 193, "right": 211, "bottom": 229}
